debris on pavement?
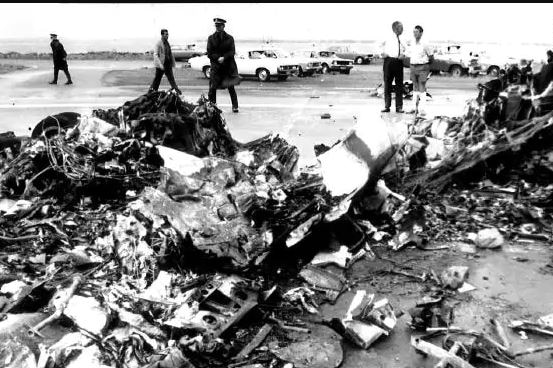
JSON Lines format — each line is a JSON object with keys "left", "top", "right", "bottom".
{"left": 334, "top": 290, "right": 397, "bottom": 349}
{"left": 2, "top": 71, "right": 553, "bottom": 367}
{"left": 474, "top": 228, "right": 505, "bottom": 249}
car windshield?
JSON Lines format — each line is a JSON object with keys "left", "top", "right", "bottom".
{"left": 248, "top": 51, "right": 268, "bottom": 59}
{"left": 262, "top": 49, "right": 290, "bottom": 58}
{"left": 319, "top": 51, "right": 335, "bottom": 57}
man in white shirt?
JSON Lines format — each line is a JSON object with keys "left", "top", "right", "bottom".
{"left": 407, "top": 25, "right": 434, "bottom": 116}
{"left": 380, "top": 21, "right": 407, "bottom": 113}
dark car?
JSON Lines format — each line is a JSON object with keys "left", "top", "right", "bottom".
{"left": 172, "top": 44, "right": 206, "bottom": 62}
{"left": 402, "top": 45, "right": 479, "bottom": 77}
{"left": 328, "top": 46, "right": 374, "bottom": 65}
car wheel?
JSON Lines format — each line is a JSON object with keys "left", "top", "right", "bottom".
{"left": 343, "top": 69, "right": 351, "bottom": 75}
{"left": 203, "top": 66, "right": 211, "bottom": 79}
{"left": 257, "top": 68, "right": 270, "bottom": 82}
{"left": 298, "top": 66, "right": 304, "bottom": 77}
{"left": 277, "top": 75, "right": 288, "bottom": 81}
{"left": 355, "top": 57, "right": 364, "bottom": 65}
{"left": 449, "top": 65, "right": 463, "bottom": 77}
{"left": 487, "top": 66, "right": 500, "bottom": 77}
{"left": 321, "top": 63, "right": 330, "bottom": 74}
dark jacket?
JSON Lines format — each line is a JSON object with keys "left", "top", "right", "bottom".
{"left": 207, "top": 31, "right": 240, "bottom": 89}
{"left": 50, "top": 39, "right": 67, "bottom": 67}
{"left": 534, "top": 61, "right": 553, "bottom": 94}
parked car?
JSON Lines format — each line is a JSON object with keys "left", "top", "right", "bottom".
{"left": 327, "top": 45, "right": 374, "bottom": 65}
{"left": 188, "top": 49, "right": 299, "bottom": 82}
{"left": 260, "top": 46, "right": 323, "bottom": 77}
{"left": 402, "top": 44, "right": 479, "bottom": 77}
{"left": 476, "top": 52, "right": 521, "bottom": 77}
{"left": 298, "top": 50, "right": 354, "bottom": 74}
{"left": 171, "top": 44, "right": 206, "bottom": 62}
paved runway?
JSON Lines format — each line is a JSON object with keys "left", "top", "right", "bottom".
{"left": 0, "top": 59, "right": 478, "bottom": 166}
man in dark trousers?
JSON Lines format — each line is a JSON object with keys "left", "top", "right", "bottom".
{"left": 207, "top": 18, "right": 240, "bottom": 113}
{"left": 148, "top": 29, "right": 182, "bottom": 95}
{"left": 49, "top": 34, "right": 72, "bottom": 85}
{"left": 380, "top": 21, "right": 406, "bottom": 113}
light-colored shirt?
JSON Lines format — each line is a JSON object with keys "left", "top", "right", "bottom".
{"left": 381, "top": 32, "right": 406, "bottom": 58}
{"left": 407, "top": 38, "right": 434, "bottom": 64}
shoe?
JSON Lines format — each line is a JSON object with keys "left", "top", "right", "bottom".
{"left": 65, "top": 81, "right": 73, "bottom": 85}
{"left": 396, "top": 108, "right": 404, "bottom": 113}
{"left": 381, "top": 108, "right": 390, "bottom": 113}
{"left": 232, "top": 107, "right": 239, "bottom": 113}
{"left": 49, "top": 81, "right": 57, "bottom": 85}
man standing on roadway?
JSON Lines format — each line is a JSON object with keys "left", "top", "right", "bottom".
{"left": 207, "top": 18, "right": 240, "bottom": 113}
{"left": 380, "top": 21, "right": 406, "bottom": 113}
{"left": 49, "top": 34, "right": 73, "bottom": 85}
{"left": 148, "top": 29, "right": 182, "bottom": 95}
{"left": 407, "top": 25, "right": 434, "bottom": 116}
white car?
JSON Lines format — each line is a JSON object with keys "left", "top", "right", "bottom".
{"left": 189, "top": 49, "right": 299, "bottom": 82}
{"left": 476, "top": 52, "right": 522, "bottom": 77}
{"left": 260, "top": 46, "right": 323, "bottom": 77}
{"left": 296, "top": 50, "right": 354, "bottom": 74}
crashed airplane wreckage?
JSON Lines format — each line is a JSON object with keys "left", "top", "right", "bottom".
{"left": 1, "top": 74, "right": 553, "bottom": 368}
{"left": 0, "top": 89, "right": 403, "bottom": 368}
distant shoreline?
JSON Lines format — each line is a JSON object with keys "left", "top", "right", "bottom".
{"left": 0, "top": 51, "right": 151, "bottom": 61}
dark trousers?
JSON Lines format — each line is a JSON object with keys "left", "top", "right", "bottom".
{"left": 150, "top": 63, "right": 179, "bottom": 91}
{"left": 208, "top": 85, "right": 238, "bottom": 108}
{"left": 53, "top": 65, "right": 71, "bottom": 83}
{"left": 383, "top": 57, "right": 404, "bottom": 109}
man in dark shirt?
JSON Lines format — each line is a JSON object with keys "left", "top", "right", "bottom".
{"left": 207, "top": 18, "right": 240, "bottom": 113}
{"left": 148, "top": 29, "right": 181, "bottom": 94}
{"left": 49, "top": 34, "right": 72, "bottom": 85}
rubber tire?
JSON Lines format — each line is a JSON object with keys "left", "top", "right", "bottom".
{"left": 298, "top": 66, "right": 304, "bottom": 77}
{"left": 487, "top": 66, "right": 500, "bottom": 77}
{"left": 257, "top": 68, "right": 270, "bottom": 82}
{"left": 449, "top": 65, "right": 463, "bottom": 77}
{"left": 355, "top": 57, "right": 364, "bottom": 65}
{"left": 203, "top": 66, "right": 211, "bottom": 79}
{"left": 343, "top": 69, "right": 351, "bottom": 75}
{"left": 321, "top": 63, "right": 330, "bottom": 74}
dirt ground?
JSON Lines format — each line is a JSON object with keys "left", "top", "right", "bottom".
{"left": 1, "top": 59, "right": 552, "bottom": 367}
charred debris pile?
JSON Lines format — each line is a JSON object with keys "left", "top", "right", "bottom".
{"left": 1, "top": 76, "right": 553, "bottom": 368}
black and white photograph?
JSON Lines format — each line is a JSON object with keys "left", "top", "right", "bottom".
{"left": 1, "top": 2, "right": 553, "bottom": 367}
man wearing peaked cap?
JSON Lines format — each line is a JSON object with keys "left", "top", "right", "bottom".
{"left": 49, "top": 33, "right": 73, "bottom": 85}
{"left": 206, "top": 17, "right": 240, "bottom": 112}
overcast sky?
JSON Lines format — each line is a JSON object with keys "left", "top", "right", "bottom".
{"left": 0, "top": 3, "right": 552, "bottom": 45}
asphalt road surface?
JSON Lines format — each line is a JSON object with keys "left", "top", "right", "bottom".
{"left": 0, "top": 59, "right": 487, "bottom": 165}
{"left": 2, "top": 60, "right": 553, "bottom": 368}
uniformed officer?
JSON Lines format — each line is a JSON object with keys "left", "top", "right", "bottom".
{"left": 206, "top": 18, "right": 240, "bottom": 113}
{"left": 49, "top": 34, "right": 73, "bottom": 85}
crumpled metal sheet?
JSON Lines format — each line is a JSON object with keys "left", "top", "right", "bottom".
{"left": 318, "top": 114, "right": 409, "bottom": 196}
{"left": 271, "top": 324, "right": 343, "bottom": 368}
